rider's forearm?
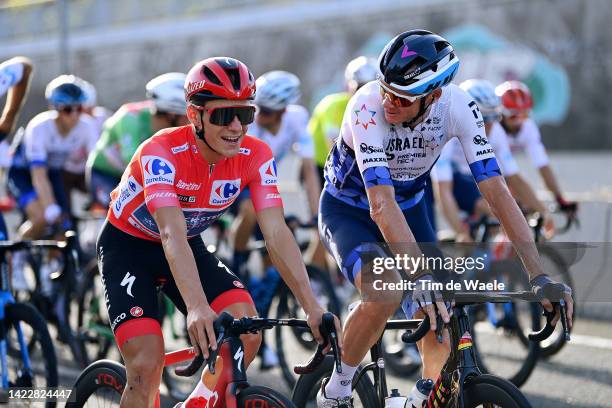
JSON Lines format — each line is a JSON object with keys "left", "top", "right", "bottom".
{"left": 0, "top": 58, "right": 33, "bottom": 133}
{"left": 437, "top": 182, "right": 469, "bottom": 235}
{"left": 505, "top": 174, "right": 547, "bottom": 214}
{"left": 161, "top": 233, "right": 209, "bottom": 310}
{"left": 479, "top": 178, "right": 545, "bottom": 280}
{"left": 538, "top": 165, "right": 564, "bottom": 199}
{"left": 31, "top": 167, "right": 57, "bottom": 208}
{"left": 302, "top": 158, "right": 321, "bottom": 215}
{"left": 265, "top": 224, "right": 322, "bottom": 312}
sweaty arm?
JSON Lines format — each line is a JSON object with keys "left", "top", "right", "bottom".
{"left": 0, "top": 57, "right": 33, "bottom": 137}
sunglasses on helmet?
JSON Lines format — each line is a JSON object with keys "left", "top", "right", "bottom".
{"left": 57, "top": 105, "right": 83, "bottom": 114}
{"left": 379, "top": 86, "right": 424, "bottom": 107}
{"left": 194, "top": 105, "right": 256, "bottom": 126}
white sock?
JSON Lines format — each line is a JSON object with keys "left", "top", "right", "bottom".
{"left": 324, "top": 361, "right": 358, "bottom": 399}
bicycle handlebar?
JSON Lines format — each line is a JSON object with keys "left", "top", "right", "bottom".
{"left": 174, "top": 312, "right": 340, "bottom": 377}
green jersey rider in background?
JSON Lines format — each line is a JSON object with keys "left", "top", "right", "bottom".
{"left": 309, "top": 56, "right": 378, "bottom": 185}
{"left": 86, "top": 73, "right": 188, "bottom": 207}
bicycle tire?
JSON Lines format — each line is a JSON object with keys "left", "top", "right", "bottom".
{"left": 469, "top": 300, "right": 540, "bottom": 388}
{"left": 462, "top": 374, "right": 532, "bottom": 407}
{"left": 237, "top": 385, "right": 297, "bottom": 407}
{"left": 516, "top": 245, "right": 574, "bottom": 358}
{"left": 291, "top": 355, "right": 379, "bottom": 408}
{"left": 65, "top": 359, "right": 126, "bottom": 408}
{"left": 276, "top": 264, "right": 342, "bottom": 389}
{"left": 5, "top": 302, "right": 59, "bottom": 408}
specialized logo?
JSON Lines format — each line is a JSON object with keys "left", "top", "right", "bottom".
{"left": 473, "top": 135, "right": 488, "bottom": 146}
{"left": 130, "top": 306, "right": 144, "bottom": 317}
{"left": 234, "top": 346, "right": 244, "bottom": 373}
{"left": 120, "top": 272, "right": 136, "bottom": 298}
{"left": 210, "top": 179, "right": 241, "bottom": 205}
{"left": 113, "top": 176, "right": 143, "bottom": 217}
{"left": 142, "top": 155, "right": 175, "bottom": 186}
{"left": 176, "top": 180, "right": 201, "bottom": 191}
{"left": 259, "top": 158, "right": 278, "bottom": 185}
{"left": 186, "top": 80, "right": 205, "bottom": 94}
{"left": 354, "top": 104, "right": 377, "bottom": 130}
{"left": 171, "top": 143, "right": 189, "bottom": 154}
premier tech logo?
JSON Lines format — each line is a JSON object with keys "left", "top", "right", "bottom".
{"left": 210, "top": 179, "right": 241, "bottom": 205}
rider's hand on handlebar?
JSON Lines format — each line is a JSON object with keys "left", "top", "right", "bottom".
{"left": 530, "top": 274, "right": 574, "bottom": 329}
{"left": 542, "top": 212, "right": 556, "bottom": 240}
{"left": 412, "top": 274, "right": 450, "bottom": 331}
{"left": 186, "top": 302, "right": 219, "bottom": 359}
{"left": 305, "top": 306, "right": 343, "bottom": 352}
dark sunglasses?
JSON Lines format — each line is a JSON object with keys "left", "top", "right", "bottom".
{"left": 198, "top": 105, "right": 256, "bottom": 126}
{"left": 379, "top": 87, "right": 423, "bottom": 107}
{"left": 57, "top": 105, "right": 83, "bottom": 114}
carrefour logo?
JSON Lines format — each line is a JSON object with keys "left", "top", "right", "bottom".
{"left": 210, "top": 179, "right": 241, "bottom": 205}
{"left": 112, "top": 176, "right": 143, "bottom": 218}
{"left": 142, "top": 155, "right": 175, "bottom": 187}
{"left": 258, "top": 158, "right": 278, "bottom": 185}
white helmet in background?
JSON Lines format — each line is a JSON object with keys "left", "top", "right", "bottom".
{"left": 76, "top": 78, "right": 97, "bottom": 108}
{"left": 460, "top": 79, "right": 502, "bottom": 122}
{"left": 254, "top": 70, "right": 301, "bottom": 111}
{"left": 146, "top": 72, "right": 187, "bottom": 115}
{"left": 345, "top": 56, "right": 377, "bottom": 89}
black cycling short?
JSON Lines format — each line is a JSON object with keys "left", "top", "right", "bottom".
{"left": 97, "top": 220, "right": 252, "bottom": 348}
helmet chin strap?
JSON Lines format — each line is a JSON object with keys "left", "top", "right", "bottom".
{"left": 195, "top": 110, "right": 222, "bottom": 155}
{"left": 405, "top": 96, "right": 434, "bottom": 128}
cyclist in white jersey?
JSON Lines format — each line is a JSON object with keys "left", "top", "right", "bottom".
{"left": 8, "top": 75, "right": 98, "bottom": 239}
{"left": 77, "top": 77, "right": 111, "bottom": 137}
{"left": 317, "top": 30, "right": 573, "bottom": 407}
{"left": 232, "top": 70, "right": 321, "bottom": 270}
{"left": 496, "top": 80, "right": 577, "bottom": 215}
{"left": 431, "top": 79, "right": 552, "bottom": 242}
{"left": 0, "top": 56, "right": 33, "bottom": 240}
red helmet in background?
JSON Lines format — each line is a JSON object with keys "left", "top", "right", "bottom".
{"left": 185, "top": 57, "right": 256, "bottom": 107}
{"left": 495, "top": 80, "right": 533, "bottom": 115}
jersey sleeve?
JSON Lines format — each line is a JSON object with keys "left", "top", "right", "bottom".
{"left": 138, "top": 139, "right": 180, "bottom": 214}
{"left": 118, "top": 114, "right": 144, "bottom": 165}
{"left": 521, "top": 119, "right": 549, "bottom": 168}
{"left": 488, "top": 123, "right": 519, "bottom": 177}
{"left": 432, "top": 138, "right": 458, "bottom": 182}
{"left": 24, "top": 121, "right": 48, "bottom": 167}
{"left": 0, "top": 59, "right": 24, "bottom": 98}
{"left": 247, "top": 141, "right": 284, "bottom": 212}
{"left": 449, "top": 86, "right": 501, "bottom": 183}
{"left": 292, "top": 106, "right": 315, "bottom": 159}
{"left": 345, "top": 94, "right": 392, "bottom": 189}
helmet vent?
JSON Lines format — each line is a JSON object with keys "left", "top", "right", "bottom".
{"left": 203, "top": 67, "right": 222, "bottom": 86}
{"left": 226, "top": 68, "right": 242, "bottom": 92}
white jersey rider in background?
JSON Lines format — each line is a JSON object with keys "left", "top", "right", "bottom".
{"left": 7, "top": 75, "right": 98, "bottom": 239}
{"left": 317, "top": 30, "right": 573, "bottom": 408}
{"left": 76, "top": 77, "right": 111, "bottom": 136}
{"left": 232, "top": 70, "right": 321, "bottom": 270}
{"left": 0, "top": 56, "right": 33, "bottom": 240}
{"left": 496, "top": 81, "right": 578, "bottom": 216}
{"left": 431, "top": 79, "right": 553, "bottom": 242}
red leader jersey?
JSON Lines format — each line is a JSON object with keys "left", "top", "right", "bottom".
{"left": 107, "top": 125, "right": 283, "bottom": 241}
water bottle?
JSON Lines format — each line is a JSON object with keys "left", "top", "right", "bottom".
{"left": 384, "top": 389, "right": 407, "bottom": 408}
{"left": 406, "top": 378, "right": 434, "bottom": 408}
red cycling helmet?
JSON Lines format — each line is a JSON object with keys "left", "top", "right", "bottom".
{"left": 185, "top": 57, "right": 255, "bottom": 107}
{"left": 495, "top": 80, "right": 533, "bottom": 114}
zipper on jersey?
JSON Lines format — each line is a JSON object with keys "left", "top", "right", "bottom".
{"left": 209, "top": 164, "right": 214, "bottom": 176}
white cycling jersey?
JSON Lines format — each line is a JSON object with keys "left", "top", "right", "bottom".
{"left": 248, "top": 104, "right": 314, "bottom": 161}
{"left": 324, "top": 81, "right": 501, "bottom": 210}
{"left": 504, "top": 118, "right": 549, "bottom": 168}
{"left": 23, "top": 111, "right": 98, "bottom": 172}
{"left": 432, "top": 121, "right": 519, "bottom": 182}
{"left": 0, "top": 59, "right": 24, "bottom": 98}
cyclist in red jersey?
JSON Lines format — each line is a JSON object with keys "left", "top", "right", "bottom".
{"left": 97, "top": 57, "right": 341, "bottom": 408}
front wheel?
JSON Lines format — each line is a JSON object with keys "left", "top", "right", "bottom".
{"left": 462, "top": 374, "right": 532, "bottom": 408}
{"left": 65, "top": 360, "right": 126, "bottom": 408}
{"left": 237, "top": 385, "right": 297, "bottom": 407}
